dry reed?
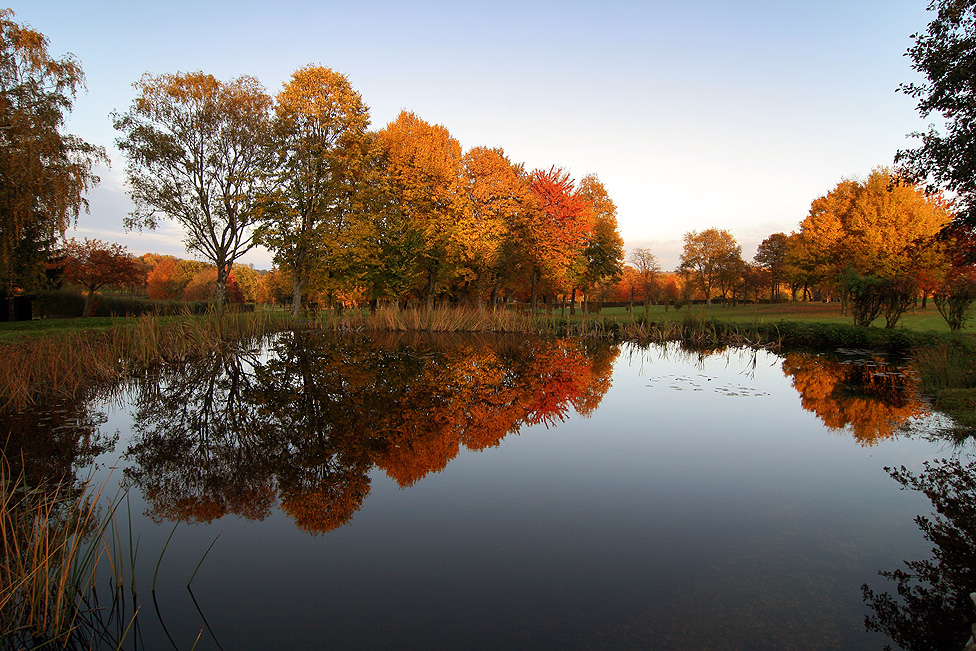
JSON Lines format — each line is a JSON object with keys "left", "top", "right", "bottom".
{"left": 0, "top": 310, "right": 297, "bottom": 411}
{"left": 0, "top": 460, "right": 128, "bottom": 647}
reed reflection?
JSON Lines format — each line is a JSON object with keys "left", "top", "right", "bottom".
{"left": 781, "top": 352, "right": 926, "bottom": 445}
{"left": 124, "top": 333, "right": 619, "bottom": 534}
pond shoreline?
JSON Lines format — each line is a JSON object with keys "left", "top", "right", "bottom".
{"left": 2, "top": 307, "right": 975, "bottom": 433}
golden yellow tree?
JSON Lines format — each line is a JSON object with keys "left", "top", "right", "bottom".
{"left": 375, "top": 111, "right": 465, "bottom": 308}
{"left": 260, "top": 65, "right": 370, "bottom": 316}
{"left": 459, "top": 146, "right": 530, "bottom": 307}
{"left": 793, "top": 168, "right": 953, "bottom": 284}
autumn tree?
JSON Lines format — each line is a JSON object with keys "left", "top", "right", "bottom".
{"left": 521, "top": 166, "right": 591, "bottom": 310}
{"left": 259, "top": 65, "right": 370, "bottom": 317}
{"left": 232, "top": 263, "right": 260, "bottom": 303}
{"left": 798, "top": 169, "right": 952, "bottom": 280}
{"left": 459, "top": 146, "right": 529, "bottom": 307}
{"left": 145, "top": 255, "right": 179, "bottom": 299}
{"left": 375, "top": 111, "right": 465, "bottom": 309}
{"left": 679, "top": 228, "right": 742, "bottom": 305}
{"left": 58, "top": 238, "right": 143, "bottom": 316}
{"left": 114, "top": 72, "right": 273, "bottom": 308}
{"left": 897, "top": 0, "right": 976, "bottom": 229}
{"left": 257, "top": 268, "right": 292, "bottom": 305}
{"left": 629, "top": 247, "right": 660, "bottom": 314}
{"left": 754, "top": 232, "right": 790, "bottom": 300}
{"left": 0, "top": 10, "right": 106, "bottom": 297}
{"left": 342, "top": 132, "right": 425, "bottom": 308}
{"left": 575, "top": 174, "right": 624, "bottom": 312}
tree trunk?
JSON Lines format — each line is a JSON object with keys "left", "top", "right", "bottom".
{"left": 214, "top": 263, "right": 229, "bottom": 311}
{"left": 569, "top": 287, "right": 577, "bottom": 315}
{"left": 530, "top": 268, "right": 539, "bottom": 312}
{"left": 290, "top": 275, "right": 305, "bottom": 319}
{"left": 425, "top": 265, "right": 437, "bottom": 311}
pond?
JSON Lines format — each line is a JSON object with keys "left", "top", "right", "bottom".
{"left": 5, "top": 332, "right": 974, "bottom": 650}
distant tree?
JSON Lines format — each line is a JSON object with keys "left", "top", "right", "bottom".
{"left": 58, "top": 238, "right": 143, "bottom": 316}
{"left": 662, "top": 273, "right": 683, "bottom": 309}
{"left": 0, "top": 9, "right": 106, "bottom": 297}
{"left": 629, "top": 248, "right": 660, "bottom": 314}
{"left": 114, "top": 71, "right": 273, "bottom": 308}
{"left": 934, "top": 266, "right": 976, "bottom": 331}
{"left": 232, "top": 264, "right": 260, "bottom": 303}
{"left": 741, "top": 263, "right": 771, "bottom": 303}
{"left": 257, "top": 268, "right": 293, "bottom": 306}
{"left": 754, "top": 232, "right": 790, "bottom": 300}
{"left": 679, "top": 228, "right": 742, "bottom": 305}
{"left": 897, "top": 0, "right": 976, "bottom": 229}
{"left": 145, "top": 256, "right": 180, "bottom": 300}
{"left": 182, "top": 267, "right": 218, "bottom": 302}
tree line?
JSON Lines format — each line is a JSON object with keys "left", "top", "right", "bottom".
{"left": 606, "top": 167, "right": 976, "bottom": 330}
{"left": 113, "top": 67, "right": 625, "bottom": 316}
{"left": 0, "top": 10, "right": 624, "bottom": 317}
{"left": 10, "top": 0, "right": 976, "bottom": 328}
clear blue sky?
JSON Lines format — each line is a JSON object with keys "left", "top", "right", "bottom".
{"left": 16, "top": 0, "right": 934, "bottom": 270}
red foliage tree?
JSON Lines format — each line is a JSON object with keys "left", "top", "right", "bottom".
{"left": 523, "top": 166, "right": 592, "bottom": 308}
{"left": 58, "top": 238, "right": 144, "bottom": 316}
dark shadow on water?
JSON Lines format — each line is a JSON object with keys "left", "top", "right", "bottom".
{"left": 862, "top": 457, "right": 976, "bottom": 651}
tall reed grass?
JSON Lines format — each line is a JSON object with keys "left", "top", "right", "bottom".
{"left": 0, "top": 310, "right": 296, "bottom": 411}
{"left": 0, "top": 460, "right": 132, "bottom": 648}
{"left": 312, "top": 306, "right": 542, "bottom": 333}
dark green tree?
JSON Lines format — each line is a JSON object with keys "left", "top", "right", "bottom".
{"left": 897, "top": 0, "right": 976, "bottom": 229}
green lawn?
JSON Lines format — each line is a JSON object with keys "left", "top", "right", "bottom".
{"left": 576, "top": 301, "right": 964, "bottom": 334}
{"left": 0, "top": 300, "right": 968, "bottom": 343}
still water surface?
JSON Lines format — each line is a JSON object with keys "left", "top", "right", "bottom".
{"left": 12, "top": 333, "right": 973, "bottom": 650}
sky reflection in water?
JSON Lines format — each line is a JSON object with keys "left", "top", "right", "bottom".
{"left": 6, "top": 333, "right": 967, "bottom": 650}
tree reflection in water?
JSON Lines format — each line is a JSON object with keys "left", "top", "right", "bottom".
{"left": 0, "top": 391, "right": 117, "bottom": 493}
{"left": 862, "top": 457, "right": 976, "bottom": 651}
{"left": 781, "top": 352, "right": 926, "bottom": 445}
{"left": 124, "top": 332, "right": 619, "bottom": 534}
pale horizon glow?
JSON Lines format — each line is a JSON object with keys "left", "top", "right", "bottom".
{"left": 16, "top": 0, "right": 935, "bottom": 271}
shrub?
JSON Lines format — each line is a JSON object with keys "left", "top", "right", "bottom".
{"left": 34, "top": 289, "right": 85, "bottom": 318}
{"left": 934, "top": 270, "right": 976, "bottom": 331}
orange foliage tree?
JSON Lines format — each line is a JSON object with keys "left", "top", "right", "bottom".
{"left": 145, "top": 256, "right": 179, "bottom": 300}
